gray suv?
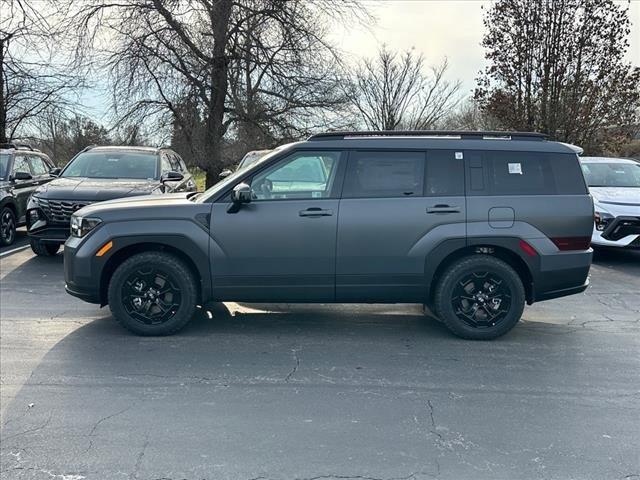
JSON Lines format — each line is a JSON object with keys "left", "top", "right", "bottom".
{"left": 64, "top": 131, "right": 594, "bottom": 340}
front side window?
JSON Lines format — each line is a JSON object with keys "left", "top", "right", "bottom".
{"left": 581, "top": 162, "right": 640, "bottom": 188}
{"left": 29, "top": 156, "right": 49, "bottom": 175}
{"left": 250, "top": 151, "right": 341, "bottom": 200}
{"left": 343, "top": 151, "right": 425, "bottom": 198}
{"left": 62, "top": 151, "right": 159, "bottom": 180}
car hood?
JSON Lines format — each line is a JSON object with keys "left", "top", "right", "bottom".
{"left": 34, "top": 177, "right": 160, "bottom": 201}
{"left": 75, "top": 192, "right": 195, "bottom": 217}
{"left": 590, "top": 187, "right": 640, "bottom": 215}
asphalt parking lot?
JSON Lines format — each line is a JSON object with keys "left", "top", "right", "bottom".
{"left": 1, "top": 233, "right": 639, "bottom": 480}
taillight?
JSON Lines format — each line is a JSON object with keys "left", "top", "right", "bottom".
{"left": 551, "top": 237, "right": 591, "bottom": 251}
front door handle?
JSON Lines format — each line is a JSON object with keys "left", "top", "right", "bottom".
{"left": 299, "top": 208, "right": 333, "bottom": 217}
{"left": 427, "top": 204, "right": 460, "bottom": 214}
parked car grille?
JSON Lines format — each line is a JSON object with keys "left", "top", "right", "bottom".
{"left": 38, "top": 198, "right": 93, "bottom": 223}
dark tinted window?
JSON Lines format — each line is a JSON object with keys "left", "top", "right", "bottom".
{"left": 470, "top": 151, "right": 587, "bottom": 196}
{"left": 425, "top": 150, "right": 464, "bottom": 196}
{"left": 343, "top": 151, "right": 425, "bottom": 198}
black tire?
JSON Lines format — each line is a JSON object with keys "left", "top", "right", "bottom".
{"left": 0, "top": 207, "right": 17, "bottom": 246}
{"left": 30, "top": 239, "right": 60, "bottom": 256}
{"left": 108, "top": 251, "right": 198, "bottom": 336}
{"left": 434, "top": 255, "right": 525, "bottom": 340}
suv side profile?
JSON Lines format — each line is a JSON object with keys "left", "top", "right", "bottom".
{"left": 0, "top": 143, "right": 56, "bottom": 246}
{"left": 64, "top": 131, "right": 593, "bottom": 340}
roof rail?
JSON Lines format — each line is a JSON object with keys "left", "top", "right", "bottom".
{"left": 307, "top": 130, "right": 548, "bottom": 141}
{"left": 0, "top": 142, "right": 36, "bottom": 151}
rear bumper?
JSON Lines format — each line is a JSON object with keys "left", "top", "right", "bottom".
{"left": 532, "top": 249, "right": 592, "bottom": 303}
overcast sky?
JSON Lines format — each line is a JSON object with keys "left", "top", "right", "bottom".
{"left": 332, "top": 0, "right": 640, "bottom": 98}
{"left": 85, "top": 0, "right": 640, "bottom": 121}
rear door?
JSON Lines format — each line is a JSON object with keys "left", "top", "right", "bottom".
{"left": 336, "top": 149, "right": 466, "bottom": 302}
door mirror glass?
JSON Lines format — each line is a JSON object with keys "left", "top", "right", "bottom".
{"left": 49, "top": 167, "right": 62, "bottom": 177}
{"left": 161, "top": 170, "right": 183, "bottom": 183}
{"left": 13, "top": 171, "right": 33, "bottom": 181}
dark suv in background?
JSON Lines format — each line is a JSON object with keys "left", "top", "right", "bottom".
{"left": 0, "top": 143, "right": 56, "bottom": 246}
{"left": 27, "top": 145, "right": 196, "bottom": 256}
{"left": 64, "top": 131, "right": 593, "bottom": 340}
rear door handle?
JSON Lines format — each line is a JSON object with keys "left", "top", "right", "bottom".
{"left": 299, "top": 208, "right": 333, "bottom": 217}
{"left": 427, "top": 204, "right": 460, "bottom": 214}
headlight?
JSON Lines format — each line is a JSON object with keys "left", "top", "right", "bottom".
{"left": 594, "top": 211, "right": 614, "bottom": 231}
{"left": 70, "top": 216, "right": 102, "bottom": 238}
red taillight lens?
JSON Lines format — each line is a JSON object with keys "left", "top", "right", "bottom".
{"left": 519, "top": 239, "right": 538, "bottom": 257}
{"left": 551, "top": 237, "right": 591, "bottom": 251}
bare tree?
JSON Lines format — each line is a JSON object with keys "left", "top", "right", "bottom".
{"left": 0, "top": 0, "right": 85, "bottom": 143}
{"left": 77, "top": 0, "right": 367, "bottom": 187}
{"left": 476, "top": 0, "right": 640, "bottom": 153}
{"left": 345, "top": 46, "right": 461, "bottom": 131}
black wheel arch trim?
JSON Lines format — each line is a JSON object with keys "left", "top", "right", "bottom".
{"left": 425, "top": 236, "right": 538, "bottom": 305}
{"left": 97, "top": 234, "right": 211, "bottom": 306}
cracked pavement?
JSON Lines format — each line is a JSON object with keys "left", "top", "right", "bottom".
{"left": 0, "top": 247, "right": 639, "bottom": 480}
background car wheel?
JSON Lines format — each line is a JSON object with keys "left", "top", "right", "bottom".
{"left": 0, "top": 207, "right": 17, "bottom": 246}
{"left": 108, "top": 251, "right": 198, "bottom": 336}
{"left": 434, "top": 255, "right": 525, "bottom": 340}
{"left": 30, "top": 239, "right": 60, "bottom": 256}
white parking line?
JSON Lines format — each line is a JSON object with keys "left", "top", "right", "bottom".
{"left": 0, "top": 244, "right": 30, "bottom": 258}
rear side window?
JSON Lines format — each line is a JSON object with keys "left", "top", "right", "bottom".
{"left": 425, "top": 150, "right": 464, "bottom": 196}
{"left": 468, "top": 151, "right": 587, "bottom": 196}
{"left": 343, "top": 151, "right": 425, "bottom": 198}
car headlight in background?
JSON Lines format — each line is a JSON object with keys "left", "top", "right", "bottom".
{"left": 594, "top": 210, "right": 614, "bottom": 231}
{"left": 70, "top": 216, "right": 102, "bottom": 238}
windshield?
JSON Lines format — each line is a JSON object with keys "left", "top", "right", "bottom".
{"left": 61, "top": 151, "right": 159, "bottom": 180}
{"left": 195, "top": 144, "right": 294, "bottom": 202}
{"left": 237, "top": 150, "right": 272, "bottom": 170}
{"left": 581, "top": 162, "right": 640, "bottom": 188}
{"left": 0, "top": 154, "right": 9, "bottom": 180}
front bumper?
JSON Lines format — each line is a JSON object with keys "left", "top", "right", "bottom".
{"left": 593, "top": 216, "right": 640, "bottom": 247}
{"left": 63, "top": 231, "right": 107, "bottom": 305}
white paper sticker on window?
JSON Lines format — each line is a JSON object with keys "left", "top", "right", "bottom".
{"left": 508, "top": 163, "right": 523, "bottom": 175}
{"left": 455, "top": 152, "right": 463, "bottom": 160}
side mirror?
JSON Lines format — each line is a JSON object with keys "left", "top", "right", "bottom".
{"left": 12, "top": 171, "right": 33, "bottom": 181}
{"left": 219, "top": 168, "right": 233, "bottom": 179}
{"left": 49, "top": 167, "right": 61, "bottom": 177}
{"left": 228, "top": 182, "right": 252, "bottom": 213}
{"left": 161, "top": 171, "right": 184, "bottom": 183}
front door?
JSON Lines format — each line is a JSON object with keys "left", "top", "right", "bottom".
{"left": 210, "top": 150, "right": 345, "bottom": 302}
{"left": 336, "top": 149, "right": 467, "bottom": 302}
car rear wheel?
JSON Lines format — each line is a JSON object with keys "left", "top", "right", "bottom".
{"left": 0, "top": 207, "right": 16, "bottom": 246}
{"left": 108, "top": 251, "right": 198, "bottom": 336}
{"left": 434, "top": 255, "right": 525, "bottom": 340}
{"left": 30, "top": 239, "right": 60, "bottom": 256}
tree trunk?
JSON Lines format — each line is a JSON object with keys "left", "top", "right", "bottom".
{"left": 0, "top": 38, "right": 7, "bottom": 144}
{"left": 203, "top": 0, "right": 233, "bottom": 189}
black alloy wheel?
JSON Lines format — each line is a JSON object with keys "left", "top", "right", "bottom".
{"left": 0, "top": 207, "right": 16, "bottom": 246}
{"left": 434, "top": 255, "right": 525, "bottom": 340}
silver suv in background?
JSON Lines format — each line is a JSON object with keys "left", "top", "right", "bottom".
{"left": 63, "top": 131, "right": 594, "bottom": 340}
{"left": 580, "top": 157, "right": 640, "bottom": 249}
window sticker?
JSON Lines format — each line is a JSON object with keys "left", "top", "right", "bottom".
{"left": 508, "top": 162, "right": 523, "bottom": 175}
{"left": 455, "top": 152, "right": 463, "bottom": 160}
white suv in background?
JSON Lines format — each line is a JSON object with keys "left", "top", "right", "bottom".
{"left": 580, "top": 157, "right": 640, "bottom": 249}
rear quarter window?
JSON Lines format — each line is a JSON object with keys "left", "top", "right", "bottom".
{"left": 468, "top": 151, "right": 587, "bottom": 196}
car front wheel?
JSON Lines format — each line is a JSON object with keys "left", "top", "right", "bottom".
{"left": 0, "top": 207, "right": 17, "bottom": 246}
{"left": 434, "top": 255, "right": 525, "bottom": 340}
{"left": 108, "top": 251, "right": 198, "bottom": 336}
{"left": 30, "top": 239, "right": 60, "bottom": 256}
